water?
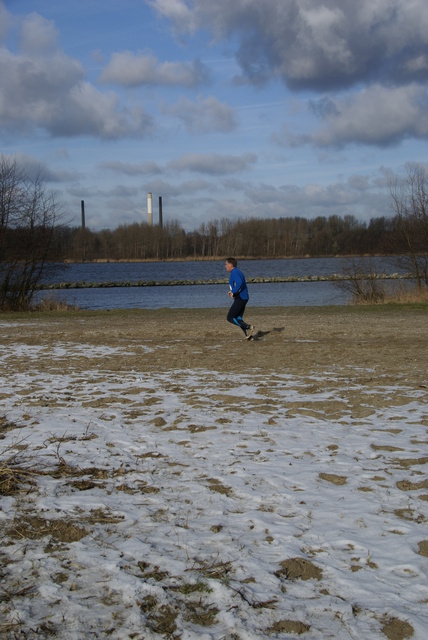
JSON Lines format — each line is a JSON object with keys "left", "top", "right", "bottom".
{"left": 36, "top": 257, "right": 401, "bottom": 310}
{"left": 41, "top": 256, "right": 399, "bottom": 284}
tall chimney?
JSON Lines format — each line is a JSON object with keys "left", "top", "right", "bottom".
{"left": 81, "top": 200, "right": 85, "bottom": 229}
{"left": 147, "top": 192, "right": 153, "bottom": 226}
{"left": 159, "top": 196, "right": 163, "bottom": 228}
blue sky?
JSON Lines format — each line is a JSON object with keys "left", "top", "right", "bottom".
{"left": 1, "top": 0, "right": 428, "bottom": 231}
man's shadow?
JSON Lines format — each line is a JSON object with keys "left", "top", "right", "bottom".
{"left": 251, "top": 327, "right": 284, "bottom": 341}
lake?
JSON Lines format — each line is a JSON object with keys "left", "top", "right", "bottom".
{"left": 37, "top": 256, "right": 401, "bottom": 310}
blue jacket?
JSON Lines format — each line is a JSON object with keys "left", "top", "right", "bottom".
{"left": 229, "top": 267, "right": 249, "bottom": 300}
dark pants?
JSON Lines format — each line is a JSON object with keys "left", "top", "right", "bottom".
{"left": 227, "top": 296, "right": 249, "bottom": 333}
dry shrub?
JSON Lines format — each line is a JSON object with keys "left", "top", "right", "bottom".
{"left": 0, "top": 464, "right": 36, "bottom": 495}
{"left": 32, "top": 294, "right": 79, "bottom": 312}
{"left": 333, "top": 258, "right": 387, "bottom": 303}
{"left": 341, "top": 278, "right": 428, "bottom": 306}
{"left": 335, "top": 257, "right": 428, "bottom": 305}
{"left": 0, "top": 436, "right": 37, "bottom": 496}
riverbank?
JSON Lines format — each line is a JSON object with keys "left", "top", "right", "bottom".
{"left": 1, "top": 305, "right": 427, "bottom": 639}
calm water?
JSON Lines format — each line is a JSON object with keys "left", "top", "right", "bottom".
{"left": 37, "top": 257, "right": 400, "bottom": 310}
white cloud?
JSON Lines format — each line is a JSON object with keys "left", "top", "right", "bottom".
{"left": 99, "top": 51, "right": 209, "bottom": 87}
{"left": 0, "top": 35, "right": 154, "bottom": 139}
{"left": 148, "top": 0, "right": 198, "bottom": 33}
{"left": 99, "top": 161, "right": 163, "bottom": 175}
{"left": 168, "top": 152, "right": 257, "bottom": 175}
{"left": 0, "top": 2, "right": 11, "bottom": 42}
{"left": 0, "top": 48, "right": 83, "bottom": 130}
{"left": 20, "top": 12, "right": 59, "bottom": 53}
{"left": 100, "top": 152, "right": 257, "bottom": 179}
{"left": 273, "top": 84, "right": 428, "bottom": 148}
{"left": 55, "top": 82, "right": 154, "bottom": 139}
{"left": 147, "top": 177, "right": 214, "bottom": 196}
{"left": 149, "top": 0, "right": 428, "bottom": 90}
{"left": 1, "top": 151, "right": 81, "bottom": 184}
{"left": 160, "top": 95, "right": 237, "bottom": 133}
{"left": 309, "top": 84, "right": 428, "bottom": 148}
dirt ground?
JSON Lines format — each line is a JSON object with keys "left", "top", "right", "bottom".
{"left": 2, "top": 305, "right": 427, "bottom": 389}
{"left": 2, "top": 304, "right": 427, "bottom": 429}
{"left": 1, "top": 304, "right": 427, "bottom": 640}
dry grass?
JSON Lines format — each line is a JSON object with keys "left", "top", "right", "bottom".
{"left": 382, "top": 284, "right": 428, "bottom": 304}
{"left": 0, "top": 463, "right": 37, "bottom": 496}
{"left": 0, "top": 294, "right": 79, "bottom": 313}
{"left": 350, "top": 282, "right": 428, "bottom": 305}
{"left": 0, "top": 432, "right": 37, "bottom": 496}
{"left": 32, "top": 294, "right": 79, "bottom": 312}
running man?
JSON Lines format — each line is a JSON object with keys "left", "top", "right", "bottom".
{"left": 225, "top": 257, "right": 255, "bottom": 339}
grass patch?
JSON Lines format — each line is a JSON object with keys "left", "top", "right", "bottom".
{"left": 6, "top": 515, "right": 88, "bottom": 542}
{"left": 275, "top": 558, "right": 323, "bottom": 581}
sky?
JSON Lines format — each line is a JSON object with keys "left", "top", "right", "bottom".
{"left": 1, "top": 0, "right": 428, "bottom": 232}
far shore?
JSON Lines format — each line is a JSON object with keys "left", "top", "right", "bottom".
{"left": 62, "top": 253, "right": 396, "bottom": 264}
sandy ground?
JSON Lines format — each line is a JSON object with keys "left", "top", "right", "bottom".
{"left": 0, "top": 306, "right": 428, "bottom": 436}
{"left": 2, "top": 305, "right": 427, "bottom": 437}
{"left": 3, "top": 305, "right": 427, "bottom": 388}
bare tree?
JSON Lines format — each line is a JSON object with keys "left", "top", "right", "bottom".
{"left": 389, "top": 164, "right": 428, "bottom": 288}
{"left": 0, "top": 155, "right": 64, "bottom": 310}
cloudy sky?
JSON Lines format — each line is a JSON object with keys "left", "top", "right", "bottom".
{"left": 1, "top": 0, "right": 428, "bottom": 231}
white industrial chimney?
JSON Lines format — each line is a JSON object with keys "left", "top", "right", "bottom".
{"left": 147, "top": 192, "right": 153, "bottom": 226}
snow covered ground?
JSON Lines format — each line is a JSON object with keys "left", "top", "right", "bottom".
{"left": 1, "top": 338, "right": 427, "bottom": 639}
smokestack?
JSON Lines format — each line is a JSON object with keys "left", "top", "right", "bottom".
{"left": 159, "top": 196, "right": 163, "bottom": 228}
{"left": 81, "top": 200, "right": 85, "bottom": 229}
{"left": 147, "top": 192, "right": 153, "bottom": 226}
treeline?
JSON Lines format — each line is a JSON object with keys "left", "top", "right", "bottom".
{"left": 5, "top": 154, "right": 426, "bottom": 310}
{"left": 54, "top": 214, "right": 400, "bottom": 262}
